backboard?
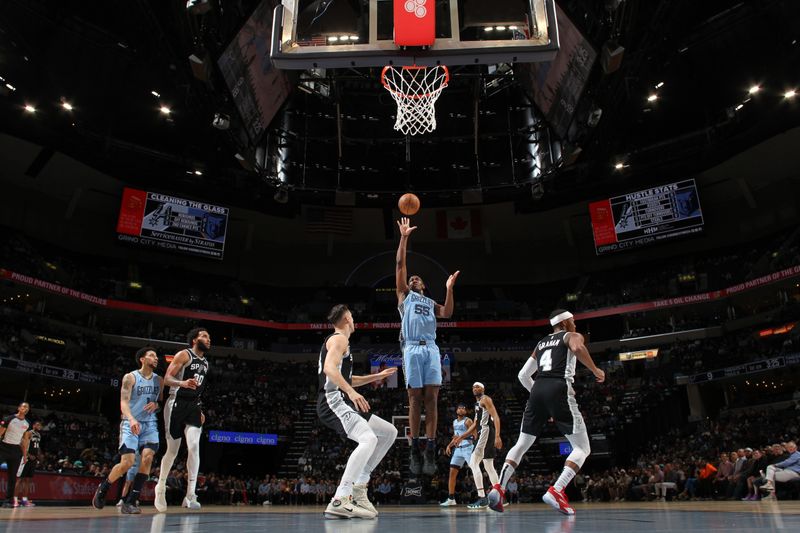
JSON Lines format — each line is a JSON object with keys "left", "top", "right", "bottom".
{"left": 271, "top": 0, "right": 558, "bottom": 69}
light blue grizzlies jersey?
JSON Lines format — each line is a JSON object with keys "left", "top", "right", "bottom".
{"left": 128, "top": 370, "right": 160, "bottom": 423}
{"left": 454, "top": 417, "right": 472, "bottom": 448}
{"left": 398, "top": 291, "right": 437, "bottom": 343}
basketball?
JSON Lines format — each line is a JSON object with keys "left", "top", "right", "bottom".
{"left": 398, "top": 193, "right": 420, "bottom": 216}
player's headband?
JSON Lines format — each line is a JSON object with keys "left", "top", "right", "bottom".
{"left": 472, "top": 382, "right": 485, "bottom": 389}
{"left": 550, "top": 311, "right": 574, "bottom": 326}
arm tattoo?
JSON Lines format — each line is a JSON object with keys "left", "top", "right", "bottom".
{"left": 120, "top": 374, "right": 133, "bottom": 402}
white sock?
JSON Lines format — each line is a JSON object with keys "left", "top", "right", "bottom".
{"left": 498, "top": 463, "right": 516, "bottom": 489}
{"left": 483, "top": 459, "right": 499, "bottom": 485}
{"left": 356, "top": 416, "right": 397, "bottom": 485}
{"left": 334, "top": 480, "right": 354, "bottom": 500}
{"left": 336, "top": 418, "right": 378, "bottom": 500}
{"left": 470, "top": 459, "right": 485, "bottom": 497}
{"left": 157, "top": 437, "right": 181, "bottom": 488}
{"left": 554, "top": 466, "right": 577, "bottom": 492}
{"left": 185, "top": 425, "right": 202, "bottom": 497}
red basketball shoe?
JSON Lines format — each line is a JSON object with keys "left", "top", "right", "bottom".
{"left": 542, "top": 486, "right": 575, "bottom": 515}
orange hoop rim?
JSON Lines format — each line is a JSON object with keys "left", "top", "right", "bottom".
{"left": 380, "top": 65, "right": 450, "bottom": 100}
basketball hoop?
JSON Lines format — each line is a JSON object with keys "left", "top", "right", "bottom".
{"left": 381, "top": 65, "right": 449, "bottom": 136}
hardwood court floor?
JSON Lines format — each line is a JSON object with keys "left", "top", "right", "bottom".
{"left": 1, "top": 501, "right": 799, "bottom": 533}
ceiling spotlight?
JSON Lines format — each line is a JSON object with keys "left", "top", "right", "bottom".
{"left": 784, "top": 90, "right": 796, "bottom": 99}
{"left": 496, "top": 26, "right": 507, "bottom": 31}
{"left": 159, "top": 105, "right": 171, "bottom": 115}
{"left": 735, "top": 103, "right": 744, "bottom": 111}
{"left": 748, "top": 85, "right": 760, "bottom": 95}
{"left": 61, "top": 101, "right": 73, "bottom": 111}
{"left": 614, "top": 162, "right": 624, "bottom": 170}
{"left": 508, "top": 25, "right": 518, "bottom": 30}
{"left": 349, "top": 35, "right": 359, "bottom": 41}
{"left": 328, "top": 36, "right": 339, "bottom": 42}
{"left": 151, "top": 90, "right": 161, "bottom": 98}
{"left": 24, "top": 104, "right": 36, "bottom": 113}
{"left": 194, "top": 169, "right": 203, "bottom": 176}
{"left": 484, "top": 27, "right": 494, "bottom": 32}
{"left": 6, "top": 83, "right": 16, "bottom": 91}
{"left": 655, "top": 81, "right": 664, "bottom": 89}
{"left": 647, "top": 94, "right": 658, "bottom": 102}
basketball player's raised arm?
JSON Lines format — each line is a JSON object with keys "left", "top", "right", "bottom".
{"left": 483, "top": 396, "right": 503, "bottom": 450}
{"left": 395, "top": 217, "right": 416, "bottom": 301}
{"left": 120, "top": 372, "right": 140, "bottom": 435}
{"left": 323, "top": 335, "right": 370, "bottom": 413}
{"left": 163, "top": 350, "right": 198, "bottom": 390}
{"left": 352, "top": 366, "right": 397, "bottom": 388}
{"left": 567, "top": 333, "right": 605, "bottom": 383}
{"left": 435, "top": 270, "right": 460, "bottom": 319}
{"left": 518, "top": 350, "right": 539, "bottom": 391}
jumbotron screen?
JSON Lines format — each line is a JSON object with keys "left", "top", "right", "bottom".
{"left": 589, "top": 179, "right": 704, "bottom": 255}
{"left": 116, "top": 187, "right": 229, "bottom": 260}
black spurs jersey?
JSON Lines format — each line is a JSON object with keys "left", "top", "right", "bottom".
{"left": 534, "top": 331, "right": 577, "bottom": 382}
{"left": 170, "top": 348, "right": 209, "bottom": 400}
{"left": 28, "top": 429, "right": 41, "bottom": 453}
{"left": 318, "top": 333, "right": 352, "bottom": 393}
{"left": 474, "top": 396, "right": 493, "bottom": 433}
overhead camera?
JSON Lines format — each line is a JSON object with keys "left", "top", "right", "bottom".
{"left": 212, "top": 113, "right": 230, "bottom": 130}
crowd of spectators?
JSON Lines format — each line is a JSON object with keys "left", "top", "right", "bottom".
{"left": 2, "top": 225, "right": 799, "bottom": 330}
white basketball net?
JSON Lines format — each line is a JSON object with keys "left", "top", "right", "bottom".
{"left": 381, "top": 65, "right": 449, "bottom": 136}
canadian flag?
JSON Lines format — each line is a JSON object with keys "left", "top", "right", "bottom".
{"left": 436, "top": 209, "right": 482, "bottom": 239}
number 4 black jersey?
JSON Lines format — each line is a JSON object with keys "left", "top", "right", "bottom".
{"left": 169, "top": 348, "right": 209, "bottom": 400}
{"left": 534, "top": 331, "right": 577, "bottom": 383}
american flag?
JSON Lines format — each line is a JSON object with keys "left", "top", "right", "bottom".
{"left": 305, "top": 207, "right": 353, "bottom": 235}
{"left": 297, "top": 34, "right": 328, "bottom": 47}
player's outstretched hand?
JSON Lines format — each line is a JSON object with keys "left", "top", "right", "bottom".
{"left": 379, "top": 367, "right": 398, "bottom": 379}
{"left": 348, "top": 390, "right": 370, "bottom": 413}
{"left": 144, "top": 402, "right": 159, "bottom": 413}
{"left": 445, "top": 444, "right": 453, "bottom": 457}
{"left": 397, "top": 217, "right": 417, "bottom": 237}
{"left": 594, "top": 368, "right": 606, "bottom": 383}
{"left": 129, "top": 417, "right": 141, "bottom": 436}
{"left": 183, "top": 378, "right": 199, "bottom": 389}
{"left": 446, "top": 270, "right": 460, "bottom": 290}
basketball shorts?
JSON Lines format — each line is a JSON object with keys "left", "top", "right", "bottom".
{"left": 520, "top": 378, "right": 586, "bottom": 437}
{"left": 126, "top": 450, "right": 142, "bottom": 481}
{"left": 317, "top": 391, "right": 372, "bottom": 442}
{"left": 450, "top": 444, "right": 474, "bottom": 468}
{"left": 402, "top": 342, "right": 442, "bottom": 388}
{"left": 119, "top": 419, "right": 159, "bottom": 454}
{"left": 472, "top": 425, "right": 496, "bottom": 460}
{"left": 165, "top": 396, "right": 204, "bottom": 440}
{"left": 17, "top": 457, "right": 36, "bottom": 478}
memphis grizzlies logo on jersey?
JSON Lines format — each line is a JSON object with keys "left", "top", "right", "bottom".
{"left": 453, "top": 418, "right": 472, "bottom": 448}
{"left": 398, "top": 291, "right": 437, "bottom": 342}
{"left": 129, "top": 370, "right": 159, "bottom": 423}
